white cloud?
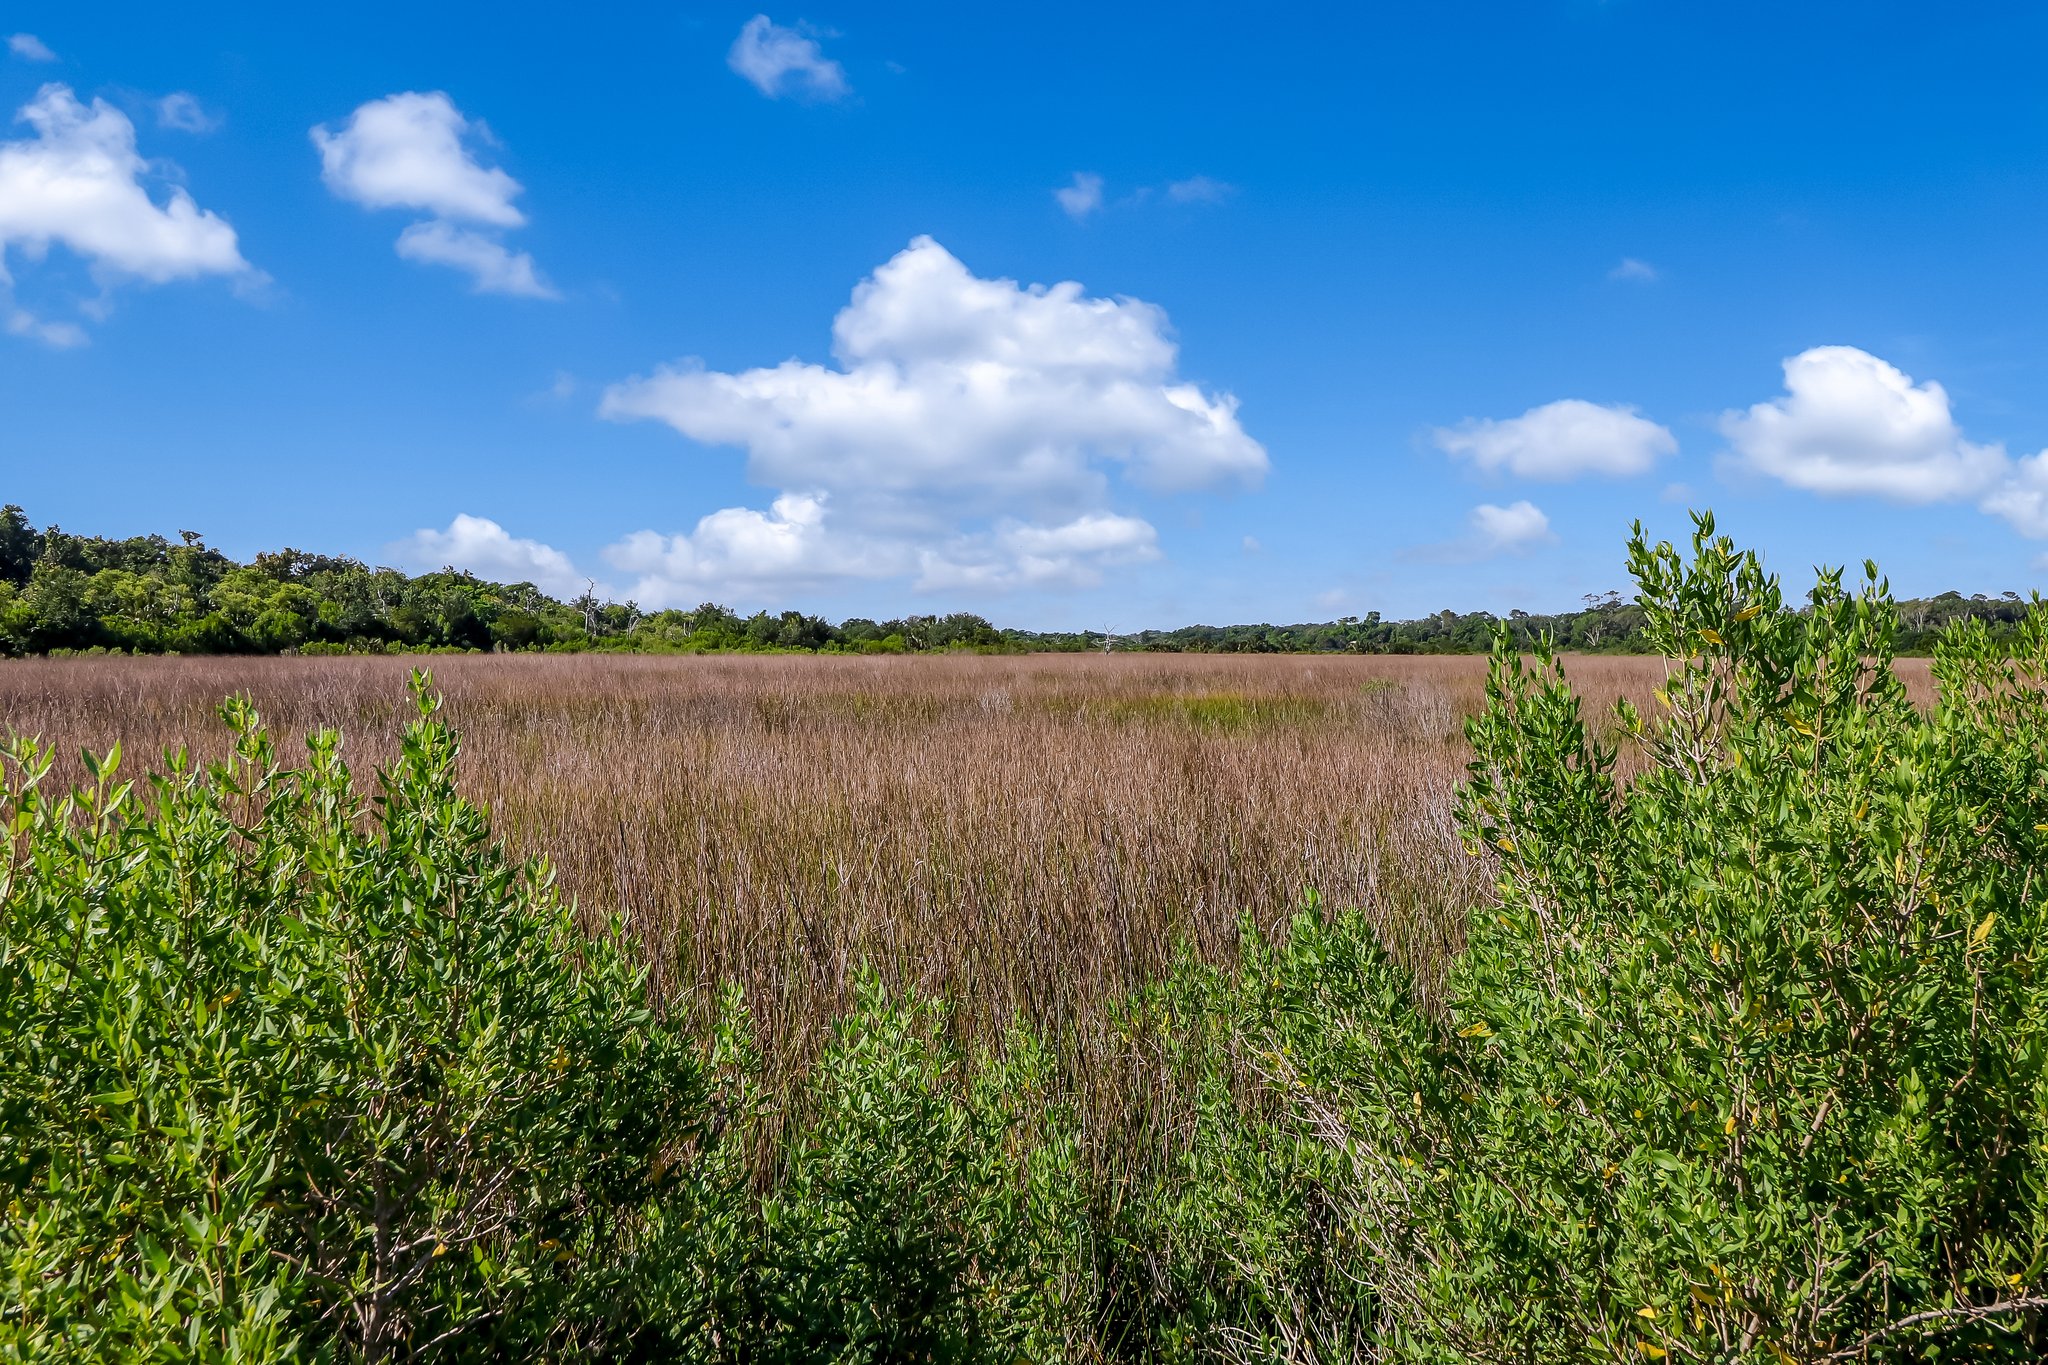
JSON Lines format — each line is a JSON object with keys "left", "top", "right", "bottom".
{"left": 396, "top": 220, "right": 554, "bottom": 297}
{"left": 728, "top": 16, "right": 849, "bottom": 101}
{"left": 391, "top": 514, "right": 591, "bottom": 599}
{"left": 8, "top": 34, "right": 55, "bottom": 62}
{"left": 530, "top": 369, "right": 577, "bottom": 404}
{"left": 0, "top": 84, "right": 253, "bottom": 344}
{"left": 1401, "top": 500, "right": 1556, "bottom": 565}
{"left": 1055, "top": 171, "right": 1103, "bottom": 220}
{"left": 1166, "top": 175, "right": 1235, "bottom": 204}
{"left": 1608, "top": 256, "right": 1659, "bottom": 283}
{"left": 0, "top": 85, "right": 249, "bottom": 282}
{"left": 1719, "top": 345, "right": 2048, "bottom": 541}
{"left": 915, "top": 513, "right": 1160, "bottom": 592}
{"left": 313, "top": 91, "right": 553, "bottom": 297}
{"left": 604, "top": 493, "right": 885, "bottom": 601}
{"left": 7, "top": 307, "right": 85, "bottom": 347}
{"left": 1242, "top": 534, "right": 1262, "bottom": 553}
{"left": 1720, "top": 346, "right": 2008, "bottom": 502}
{"left": 603, "top": 504, "right": 1163, "bottom": 606}
{"left": 1980, "top": 453, "right": 2048, "bottom": 539}
{"left": 1434, "top": 399, "right": 1675, "bottom": 480}
{"left": 155, "top": 92, "right": 219, "bottom": 134}
{"left": 313, "top": 92, "right": 524, "bottom": 225}
{"left": 1470, "top": 500, "right": 1554, "bottom": 554}
{"left": 604, "top": 236, "right": 1264, "bottom": 508}
{"left": 1058, "top": 173, "right": 1235, "bottom": 219}
{"left": 600, "top": 235, "right": 1265, "bottom": 603}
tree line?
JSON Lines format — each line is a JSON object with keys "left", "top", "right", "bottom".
{"left": 0, "top": 504, "right": 2031, "bottom": 657}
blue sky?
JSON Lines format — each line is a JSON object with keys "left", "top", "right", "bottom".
{"left": 6, "top": 1, "right": 2048, "bottom": 628}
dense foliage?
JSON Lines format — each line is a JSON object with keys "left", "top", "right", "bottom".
{"left": 1140, "top": 514, "right": 2048, "bottom": 1360}
{"left": 9, "top": 516, "right": 2048, "bottom": 1361}
{"left": 0, "top": 679, "right": 730, "bottom": 1360}
{"left": 0, "top": 677, "right": 1094, "bottom": 1362}
{"left": 2, "top": 503, "right": 2029, "bottom": 658}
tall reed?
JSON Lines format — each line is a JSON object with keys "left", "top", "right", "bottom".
{"left": 5, "top": 651, "right": 1923, "bottom": 1091}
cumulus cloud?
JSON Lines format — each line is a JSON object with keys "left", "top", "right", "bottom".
{"left": 1470, "top": 500, "right": 1555, "bottom": 553}
{"left": 604, "top": 236, "right": 1265, "bottom": 506}
{"left": 604, "top": 494, "right": 883, "bottom": 600}
{"left": 1721, "top": 347, "right": 2008, "bottom": 502}
{"left": 1434, "top": 399, "right": 1675, "bottom": 480}
{"left": 599, "top": 235, "right": 1265, "bottom": 604}
{"left": 314, "top": 92, "right": 523, "bottom": 224}
{"left": 601, "top": 504, "right": 1164, "bottom": 603}
{"left": 155, "top": 92, "right": 219, "bottom": 134}
{"left": 1055, "top": 171, "right": 1103, "bottom": 220}
{"left": 1979, "top": 453, "right": 2048, "bottom": 539}
{"left": 915, "top": 514, "right": 1161, "bottom": 592}
{"left": 0, "top": 85, "right": 249, "bottom": 282}
{"left": 1166, "top": 175, "right": 1235, "bottom": 204}
{"left": 1720, "top": 345, "right": 2048, "bottom": 541}
{"left": 396, "top": 220, "right": 553, "bottom": 298}
{"left": 0, "top": 84, "right": 253, "bottom": 344}
{"left": 1608, "top": 256, "right": 1659, "bottom": 283}
{"left": 7, "top": 308, "right": 85, "bottom": 347}
{"left": 391, "top": 514, "right": 591, "bottom": 599}
{"left": 728, "top": 16, "right": 849, "bottom": 100}
{"left": 313, "top": 91, "right": 553, "bottom": 297}
{"left": 8, "top": 34, "right": 55, "bottom": 62}
{"left": 1401, "top": 500, "right": 1556, "bottom": 564}
{"left": 1961, "top": 457, "right": 2048, "bottom": 542}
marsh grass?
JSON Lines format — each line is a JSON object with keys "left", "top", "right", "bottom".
{"left": 0, "top": 648, "right": 1930, "bottom": 1115}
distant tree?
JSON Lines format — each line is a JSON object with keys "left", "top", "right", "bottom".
{"left": 0, "top": 506, "right": 39, "bottom": 587}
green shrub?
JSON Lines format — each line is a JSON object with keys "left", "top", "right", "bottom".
{"left": 0, "top": 675, "right": 732, "bottom": 1362}
{"left": 1214, "top": 514, "right": 2048, "bottom": 1361}
{"left": 1095, "top": 927, "right": 1386, "bottom": 1363}
{"left": 760, "top": 976, "right": 1090, "bottom": 1363}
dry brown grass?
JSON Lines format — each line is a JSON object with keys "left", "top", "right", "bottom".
{"left": 6, "top": 650, "right": 1926, "bottom": 1086}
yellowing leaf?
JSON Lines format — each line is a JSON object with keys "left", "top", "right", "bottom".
{"left": 1733, "top": 603, "right": 1764, "bottom": 623}
{"left": 1724, "top": 1113, "right": 1738, "bottom": 1135}
{"left": 1971, "top": 912, "right": 1997, "bottom": 949}
{"left": 1700, "top": 628, "right": 1724, "bottom": 645}
{"left": 1458, "top": 1021, "right": 1494, "bottom": 1039}
{"left": 1496, "top": 837, "right": 1517, "bottom": 853}
{"left": 1638, "top": 1345, "right": 1667, "bottom": 1360}
{"left": 1636, "top": 1306, "right": 1659, "bottom": 1320}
